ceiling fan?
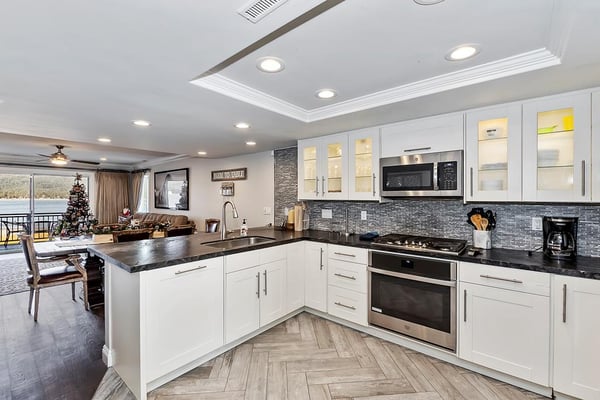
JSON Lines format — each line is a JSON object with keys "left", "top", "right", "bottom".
{"left": 38, "top": 145, "right": 100, "bottom": 166}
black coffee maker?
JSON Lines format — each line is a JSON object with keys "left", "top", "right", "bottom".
{"left": 542, "top": 216, "right": 578, "bottom": 259}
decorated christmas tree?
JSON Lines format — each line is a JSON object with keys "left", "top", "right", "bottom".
{"left": 55, "top": 174, "right": 97, "bottom": 237}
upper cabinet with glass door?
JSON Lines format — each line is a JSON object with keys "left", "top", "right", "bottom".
{"left": 522, "top": 93, "right": 591, "bottom": 202}
{"left": 348, "top": 129, "right": 380, "bottom": 200}
{"left": 465, "top": 104, "right": 522, "bottom": 202}
{"left": 298, "top": 133, "right": 348, "bottom": 200}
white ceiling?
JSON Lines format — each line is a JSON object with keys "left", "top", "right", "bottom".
{"left": 1, "top": 0, "right": 600, "bottom": 169}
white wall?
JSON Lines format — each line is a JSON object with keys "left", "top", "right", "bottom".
{"left": 150, "top": 151, "right": 275, "bottom": 231}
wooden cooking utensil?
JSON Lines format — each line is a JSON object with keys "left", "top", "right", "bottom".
{"left": 480, "top": 218, "right": 489, "bottom": 231}
{"left": 470, "top": 214, "right": 483, "bottom": 230}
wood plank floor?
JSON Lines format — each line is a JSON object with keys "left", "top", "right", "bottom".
{"left": 0, "top": 284, "right": 106, "bottom": 400}
{"left": 123, "top": 312, "right": 549, "bottom": 400}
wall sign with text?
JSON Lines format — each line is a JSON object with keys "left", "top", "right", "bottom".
{"left": 211, "top": 168, "right": 247, "bottom": 181}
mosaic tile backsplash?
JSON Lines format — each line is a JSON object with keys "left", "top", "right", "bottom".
{"left": 274, "top": 148, "right": 600, "bottom": 257}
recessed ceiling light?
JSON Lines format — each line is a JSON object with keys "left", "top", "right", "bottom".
{"left": 246, "top": 141, "right": 257, "bottom": 146}
{"left": 316, "top": 89, "right": 337, "bottom": 99}
{"left": 97, "top": 137, "right": 112, "bottom": 143}
{"left": 100, "top": 157, "right": 107, "bottom": 161}
{"left": 132, "top": 120, "right": 151, "bottom": 127}
{"left": 197, "top": 151, "right": 207, "bottom": 156}
{"left": 413, "top": 0, "right": 444, "bottom": 5}
{"left": 235, "top": 122, "right": 251, "bottom": 129}
{"left": 257, "top": 57, "right": 285, "bottom": 73}
{"left": 446, "top": 44, "right": 480, "bottom": 61}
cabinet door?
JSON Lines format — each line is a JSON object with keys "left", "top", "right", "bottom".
{"left": 553, "top": 276, "right": 600, "bottom": 399}
{"left": 144, "top": 258, "right": 224, "bottom": 382}
{"left": 348, "top": 129, "right": 380, "bottom": 200}
{"left": 298, "top": 139, "right": 320, "bottom": 200}
{"left": 458, "top": 282, "right": 550, "bottom": 386}
{"left": 304, "top": 242, "right": 328, "bottom": 312}
{"left": 259, "top": 259, "right": 286, "bottom": 326}
{"left": 380, "top": 112, "right": 463, "bottom": 157}
{"left": 465, "top": 104, "right": 522, "bottom": 201}
{"left": 225, "top": 266, "right": 261, "bottom": 343}
{"left": 592, "top": 91, "right": 600, "bottom": 201}
{"left": 321, "top": 133, "right": 348, "bottom": 200}
{"left": 523, "top": 93, "right": 591, "bottom": 202}
{"left": 286, "top": 242, "right": 305, "bottom": 313}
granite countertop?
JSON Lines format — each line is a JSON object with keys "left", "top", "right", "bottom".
{"left": 87, "top": 228, "right": 600, "bottom": 279}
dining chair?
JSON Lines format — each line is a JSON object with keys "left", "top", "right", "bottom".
{"left": 165, "top": 225, "right": 195, "bottom": 237}
{"left": 112, "top": 228, "right": 153, "bottom": 243}
{"left": 19, "top": 234, "right": 88, "bottom": 322}
{"left": 205, "top": 219, "right": 220, "bottom": 233}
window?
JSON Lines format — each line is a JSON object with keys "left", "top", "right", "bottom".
{"left": 138, "top": 174, "right": 150, "bottom": 212}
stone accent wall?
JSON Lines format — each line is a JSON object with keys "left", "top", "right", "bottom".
{"left": 274, "top": 147, "right": 600, "bottom": 257}
{"left": 274, "top": 147, "right": 298, "bottom": 227}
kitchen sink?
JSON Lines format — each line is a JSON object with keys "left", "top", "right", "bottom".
{"left": 202, "top": 236, "right": 276, "bottom": 250}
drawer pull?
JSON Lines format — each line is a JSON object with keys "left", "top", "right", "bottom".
{"left": 334, "top": 273, "right": 356, "bottom": 280}
{"left": 334, "top": 301, "right": 356, "bottom": 311}
{"left": 562, "top": 283, "right": 567, "bottom": 323}
{"left": 334, "top": 252, "right": 356, "bottom": 258}
{"left": 404, "top": 146, "right": 431, "bottom": 153}
{"left": 175, "top": 265, "right": 207, "bottom": 275}
{"left": 479, "top": 274, "right": 523, "bottom": 284}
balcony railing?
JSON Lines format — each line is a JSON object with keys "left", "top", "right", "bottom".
{"left": 0, "top": 213, "right": 63, "bottom": 248}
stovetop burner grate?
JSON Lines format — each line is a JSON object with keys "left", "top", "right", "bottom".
{"left": 372, "top": 234, "right": 467, "bottom": 255}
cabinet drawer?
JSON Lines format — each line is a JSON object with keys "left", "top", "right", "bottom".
{"left": 225, "top": 245, "right": 286, "bottom": 273}
{"left": 459, "top": 262, "right": 550, "bottom": 296}
{"left": 144, "top": 257, "right": 223, "bottom": 281}
{"left": 328, "top": 259, "right": 367, "bottom": 293}
{"left": 259, "top": 245, "right": 286, "bottom": 265}
{"left": 327, "top": 286, "right": 367, "bottom": 326}
{"left": 328, "top": 244, "right": 368, "bottom": 264}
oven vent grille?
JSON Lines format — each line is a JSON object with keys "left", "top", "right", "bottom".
{"left": 237, "top": 0, "right": 289, "bottom": 23}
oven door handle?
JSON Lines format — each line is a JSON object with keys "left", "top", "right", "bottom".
{"left": 368, "top": 267, "right": 456, "bottom": 287}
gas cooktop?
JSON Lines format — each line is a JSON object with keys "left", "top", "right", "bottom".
{"left": 372, "top": 234, "right": 467, "bottom": 256}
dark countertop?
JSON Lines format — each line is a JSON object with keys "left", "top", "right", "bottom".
{"left": 88, "top": 228, "right": 600, "bottom": 280}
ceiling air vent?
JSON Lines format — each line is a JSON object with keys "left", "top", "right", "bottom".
{"left": 237, "top": 0, "right": 289, "bottom": 23}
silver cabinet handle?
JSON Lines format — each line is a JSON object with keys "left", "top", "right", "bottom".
{"left": 315, "top": 177, "right": 319, "bottom": 196}
{"left": 263, "top": 270, "right": 268, "bottom": 296}
{"left": 334, "top": 252, "right": 356, "bottom": 258}
{"left": 256, "top": 272, "right": 260, "bottom": 299}
{"left": 372, "top": 173, "right": 376, "bottom": 197}
{"left": 562, "top": 283, "right": 567, "bottom": 323}
{"left": 334, "top": 301, "right": 356, "bottom": 310}
{"left": 321, "top": 176, "right": 325, "bottom": 196}
{"left": 582, "top": 160, "right": 586, "bottom": 196}
{"left": 319, "top": 248, "right": 324, "bottom": 270}
{"left": 479, "top": 274, "right": 523, "bottom": 284}
{"left": 464, "top": 289, "right": 467, "bottom": 322}
{"left": 334, "top": 273, "right": 356, "bottom": 280}
{"left": 404, "top": 146, "right": 431, "bottom": 153}
{"left": 175, "top": 265, "right": 207, "bottom": 275}
{"left": 470, "top": 167, "right": 474, "bottom": 197}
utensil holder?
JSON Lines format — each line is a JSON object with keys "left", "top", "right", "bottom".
{"left": 473, "top": 230, "right": 492, "bottom": 249}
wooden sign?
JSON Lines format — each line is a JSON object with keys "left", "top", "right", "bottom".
{"left": 211, "top": 167, "right": 247, "bottom": 181}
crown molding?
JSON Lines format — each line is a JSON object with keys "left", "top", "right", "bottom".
{"left": 191, "top": 48, "right": 560, "bottom": 123}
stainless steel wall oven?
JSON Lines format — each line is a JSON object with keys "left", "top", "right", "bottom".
{"left": 368, "top": 250, "right": 457, "bottom": 351}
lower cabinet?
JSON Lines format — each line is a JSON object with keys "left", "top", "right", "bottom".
{"left": 553, "top": 275, "right": 600, "bottom": 400}
{"left": 304, "top": 241, "right": 328, "bottom": 312}
{"left": 144, "top": 258, "right": 224, "bottom": 382}
{"left": 286, "top": 242, "right": 305, "bottom": 313}
{"left": 458, "top": 262, "right": 550, "bottom": 386}
{"left": 225, "top": 249, "right": 286, "bottom": 344}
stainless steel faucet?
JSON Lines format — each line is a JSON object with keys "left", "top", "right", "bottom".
{"left": 221, "top": 201, "right": 239, "bottom": 240}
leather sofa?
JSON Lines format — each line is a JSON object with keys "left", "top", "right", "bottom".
{"left": 132, "top": 212, "right": 195, "bottom": 230}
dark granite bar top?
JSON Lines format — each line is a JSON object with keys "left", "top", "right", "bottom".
{"left": 87, "top": 228, "right": 600, "bottom": 280}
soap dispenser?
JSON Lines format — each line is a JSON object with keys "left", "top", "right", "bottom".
{"left": 240, "top": 219, "right": 248, "bottom": 236}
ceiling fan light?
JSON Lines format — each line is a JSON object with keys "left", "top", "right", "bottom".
{"left": 50, "top": 155, "right": 68, "bottom": 165}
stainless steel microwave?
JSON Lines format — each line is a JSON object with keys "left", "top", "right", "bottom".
{"left": 380, "top": 150, "right": 463, "bottom": 197}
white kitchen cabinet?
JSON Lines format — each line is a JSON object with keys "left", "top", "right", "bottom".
{"left": 286, "top": 241, "right": 305, "bottom": 313}
{"left": 465, "top": 103, "right": 522, "bottom": 201}
{"left": 522, "top": 93, "right": 591, "bottom": 202}
{"left": 144, "top": 258, "right": 224, "bottom": 382}
{"left": 380, "top": 112, "right": 463, "bottom": 157}
{"left": 298, "top": 133, "right": 348, "bottom": 200}
{"left": 458, "top": 262, "right": 550, "bottom": 386}
{"left": 553, "top": 275, "right": 600, "bottom": 400}
{"left": 348, "top": 129, "right": 380, "bottom": 200}
{"left": 225, "top": 248, "right": 287, "bottom": 343}
{"left": 304, "top": 241, "right": 328, "bottom": 312}
{"left": 592, "top": 90, "right": 600, "bottom": 201}
{"left": 327, "top": 244, "right": 368, "bottom": 326}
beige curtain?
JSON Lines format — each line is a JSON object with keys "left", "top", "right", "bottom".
{"left": 95, "top": 171, "right": 130, "bottom": 224}
{"left": 130, "top": 171, "right": 146, "bottom": 212}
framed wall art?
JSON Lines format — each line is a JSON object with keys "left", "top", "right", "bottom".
{"left": 154, "top": 168, "right": 189, "bottom": 210}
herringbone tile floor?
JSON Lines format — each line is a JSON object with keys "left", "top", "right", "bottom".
{"left": 143, "top": 312, "right": 548, "bottom": 400}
